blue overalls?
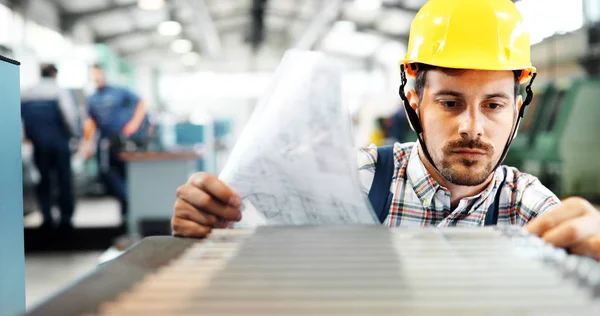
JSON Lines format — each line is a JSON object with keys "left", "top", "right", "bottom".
{"left": 21, "top": 79, "right": 78, "bottom": 228}
{"left": 87, "top": 85, "right": 145, "bottom": 216}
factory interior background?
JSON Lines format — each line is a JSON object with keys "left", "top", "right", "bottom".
{"left": 0, "top": 0, "right": 599, "bottom": 312}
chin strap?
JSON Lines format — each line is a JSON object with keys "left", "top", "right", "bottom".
{"left": 493, "top": 72, "right": 537, "bottom": 171}
{"left": 398, "top": 64, "right": 440, "bottom": 174}
{"left": 398, "top": 66, "right": 537, "bottom": 174}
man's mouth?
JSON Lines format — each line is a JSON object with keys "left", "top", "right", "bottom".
{"left": 452, "top": 149, "right": 487, "bottom": 159}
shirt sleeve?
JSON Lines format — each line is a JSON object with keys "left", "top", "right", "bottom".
{"left": 514, "top": 175, "right": 561, "bottom": 224}
{"left": 357, "top": 145, "right": 379, "bottom": 195}
{"left": 57, "top": 88, "right": 79, "bottom": 137}
{"left": 123, "top": 88, "right": 141, "bottom": 107}
{"left": 86, "top": 97, "right": 97, "bottom": 122}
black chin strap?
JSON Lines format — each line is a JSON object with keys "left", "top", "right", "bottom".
{"left": 398, "top": 64, "right": 440, "bottom": 173}
{"left": 493, "top": 72, "right": 537, "bottom": 171}
{"left": 398, "top": 65, "right": 537, "bottom": 175}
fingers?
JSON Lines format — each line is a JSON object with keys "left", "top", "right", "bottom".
{"left": 524, "top": 197, "right": 600, "bottom": 258}
{"left": 173, "top": 199, "right": 219, "bottom": 227}
{"left": 188, "top": 172, "right": 241, "bottom": 207}
{"left": 176, "top": 182, "right": 241, "bottom": 222}
{"left": 540, "top": 214, "right": 600, "bottom": 248}
{"left": 215, "top": 219, "right": 234, "bottom": 229}
{"left": 525, "top": 197, "right": 591, "bottom": 236}
{"left": 568, "top": 235, "right": 600, "bottom": 261}
{"left": 171, "top": 217, "right": 212, "bottom": 238}
{"left": 172, "top": 172, "right": 243, "bottom": 238}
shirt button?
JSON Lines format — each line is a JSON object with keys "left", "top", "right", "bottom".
{"left": 423, "top": 198, "right": 430, "bottom": 207}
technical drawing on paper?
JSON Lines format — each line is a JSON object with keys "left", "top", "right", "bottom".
{"left": 219, "top": 49, "right": 378, "bottom": 226}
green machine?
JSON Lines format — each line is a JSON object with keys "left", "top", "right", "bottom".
{"left": 0, "top": 55, "right": 25, "bottom": 315}
{"left": 504, "top": 84, "right": 558, "bottom": 169}
{"left": 522, "top": 77, "right": 600, "bottom": 199}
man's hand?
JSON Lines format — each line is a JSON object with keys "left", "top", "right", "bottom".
{"left": 122, "top": 123, "right": 137, "bottom": 138}
{"left": 80, "top": 141, "right": 95, "bottom": 160}
{"left": 172, "top": 172, "right": 242, "bottom": 238}
{"left": 525, "top": 197, "right": 600, "bottom": 260}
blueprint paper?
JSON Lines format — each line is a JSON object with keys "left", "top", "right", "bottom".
{"left": 219, "top": 49, "right": 378, "bottom": 226}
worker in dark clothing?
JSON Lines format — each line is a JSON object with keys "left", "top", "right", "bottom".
{"left": 21, "top": 64, "right": 78, "bottom": 230}
{"left": 388, "top": 108, "right": 410, "bottom": 143}
{"left": 83, "top": 64, "right": 149, "bottom": 220}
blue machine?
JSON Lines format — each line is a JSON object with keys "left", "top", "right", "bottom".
{"left": 0, "top": 55, "right": 25, "bottom": 316}
{"left": 154, "top": 119, "right": 231, "bottom": 174}
{"left": 174, "top": 120, "right": 231, "bottom": 173}
{"left": 175, "top": 122, "right": 207, "bottom": 171}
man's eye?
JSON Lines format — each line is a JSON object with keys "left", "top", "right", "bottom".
{"left": 442, "top": 101, "right": 457, "bottom": 108}
{"left": 488, "top": 103, "right": 503, "bottom": 110}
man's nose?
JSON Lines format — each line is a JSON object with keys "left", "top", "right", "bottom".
{"left": 457, "top": 107, "right": 484, "bottom": 139}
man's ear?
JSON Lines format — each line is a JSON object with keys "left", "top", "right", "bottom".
{"left": 403, "top": 89, "right": 420, "bottom": 132}
{"left": 406, "top": 89, "right": 419, "bottom": 112}
{"left": 513, "top": 95, "right": 524, "bottom": 139}
{"left": 516, "top": 94, "right": 524, "bottom": 114}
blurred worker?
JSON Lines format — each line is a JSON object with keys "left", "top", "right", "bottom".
{"left": 387, "top": 107, "right": 409, "bottom": 143}
{"left": 21, "top": 64, "right": 78, "bottom": 230}
{"left": 171, "top": 0, "right": 600, "bottom": 261}
{"left": 369, "top": 117, "right": 387, "bottom": 146}
{"left": 83, "top": 64, "right": 149, "bottom": 220}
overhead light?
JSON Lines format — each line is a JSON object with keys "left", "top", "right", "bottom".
{"left": 157, "top": 20, "right": 182, "bottom": 36}
{"left": 354, "top": 0, "right": 382, "bottom": 11}
{"left": 181, "top": 52, "right": 200, "bottom": 66}
{"left": 171, "top": 39, "right": 192, "bottom": 54}
{"left": 138, "top": 0, "right": 164, "bottom": 10}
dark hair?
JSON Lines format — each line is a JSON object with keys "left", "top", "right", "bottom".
{"left": 413, "top": 63, "right": 520, "bottom": 104}
{"left": 92, "top": 63, "right": 104, "bottom": 70}
{"left": 41, "top": 64, "right": 57, "bottom": 78}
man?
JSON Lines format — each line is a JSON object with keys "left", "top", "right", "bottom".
{"left": 171, "top": 0, "right": 600, "bottom": 260}
{"left": 21, "top": 64, "right": 78, "bottom": 230}
{"left": 84, "top": 64, "right": 148, "bottom": 219}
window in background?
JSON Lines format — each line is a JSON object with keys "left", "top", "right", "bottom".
{"left": 57, "top": 60, "right": 89, "bottom": 89}
{"left": 0, "top": 4, "right": 14, "bottom": 46}
{"left": 12, "top": 12, "right": 25, "bottom": 47}
{"left": 24, "top": 21, "right": 69, "bottom": 61}
{"left": 516, "top": 0, "right": 584, "bottom": 44}
{"left": 584, "top": 0, "right": 600, "bottom": 24}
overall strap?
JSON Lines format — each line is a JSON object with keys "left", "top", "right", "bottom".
{"left": 368, "top": 146, "right": 395, "bottom": 224}
{"left": 484, "top": 167, "right": 508, "bottom": 226}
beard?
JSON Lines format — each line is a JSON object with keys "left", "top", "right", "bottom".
{"left": 430, "top": 138, "right": 497, "bottom": 186}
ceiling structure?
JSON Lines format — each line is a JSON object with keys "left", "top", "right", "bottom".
{"left": 44, "top": 0, "right": 428, "bottom": 72}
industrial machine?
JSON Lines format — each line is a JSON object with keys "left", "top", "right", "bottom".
{"left": 522, "top": 77, "right": 600, "bottom": 199}
{"left": 172, "top": 119, "right": 232, "bottom": 173}
{"left": 0, "top": 54, "right": 25, "bottom": 316}
{"left": 504, "top": 84, "right": 557, "bottom": 169}
{"left": 174, "top": 121, "right": 210, "bottom": 172}
{"left": 556, "top": 77, "right": 600, "bottom": 200}
{"left": 28, "top": 226, "right": 600, "bottom": 315}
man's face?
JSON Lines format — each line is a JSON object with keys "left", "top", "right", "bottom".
{"left": 409, "top": 69, "right": 521, "bottom": 186}
{"left": 91, "top": 67, "right": 106, "bottom": 88}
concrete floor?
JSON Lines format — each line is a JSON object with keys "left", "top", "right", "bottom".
{"left": 25, "top": 251, "right": 103, "bottom": 310}
{"left": 24, "top": 197, "right": 121, "bottom": 311}
{"left": 24, "top": 197, "right": 121, "bottom": 228}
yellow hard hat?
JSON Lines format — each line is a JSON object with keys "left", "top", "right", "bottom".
{"left": 400, "top": 0, "right": 536, "bottom": 84}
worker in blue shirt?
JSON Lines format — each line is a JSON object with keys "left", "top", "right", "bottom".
{"left": 21, "top": 64, "right": 79, "bottom": 230}
{"left": 83, "top": 64, "right": 149, "bottom": 220}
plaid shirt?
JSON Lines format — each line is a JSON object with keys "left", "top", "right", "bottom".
{"left": 358, "top": 142, "right": 560, "bottom": 227}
